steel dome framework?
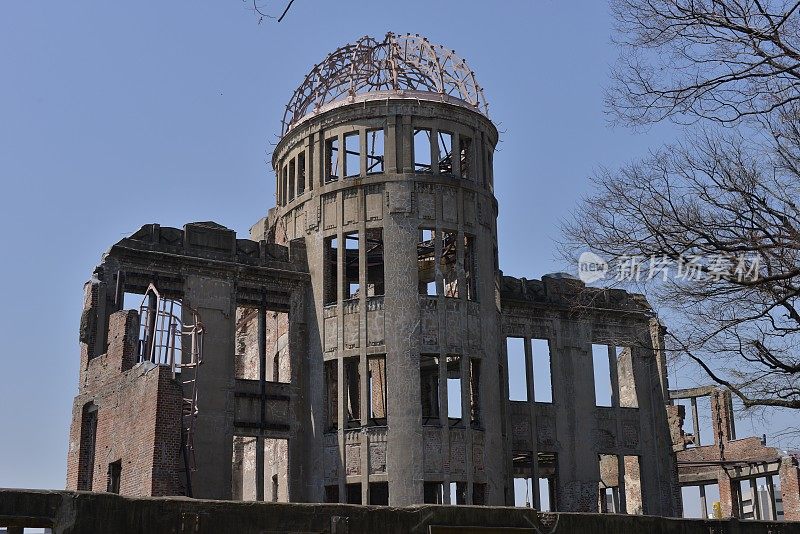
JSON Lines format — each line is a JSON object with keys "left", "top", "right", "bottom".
{"left": 281, "top": 33, "right": 489, "bottom": 135}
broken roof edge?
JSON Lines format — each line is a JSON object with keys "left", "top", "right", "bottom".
{"left": 500, "top": 273, "right": 654, "bottom": 316}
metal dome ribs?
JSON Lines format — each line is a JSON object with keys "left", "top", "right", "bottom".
{"left": 281, "top": 33, "right": 488, "bottom": 135}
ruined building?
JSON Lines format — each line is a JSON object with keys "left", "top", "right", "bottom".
{"left": 65, "top": 33, "right": 799, "bottom": 519}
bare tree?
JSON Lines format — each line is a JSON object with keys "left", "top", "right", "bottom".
{"left": 608, "top": 0, "right": 800, "bottom": 125}
{"left": 564, "top": 0, "right": 800, "bottom": 409}
{"left": 564, "top": 125, "right": 800, "bottom": 409}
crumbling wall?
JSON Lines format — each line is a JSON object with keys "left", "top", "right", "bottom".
{"left": 66, "top": 304, "right": 184, "bottom": 496}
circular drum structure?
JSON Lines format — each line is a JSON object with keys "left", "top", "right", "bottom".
{"left": 254, "top": 34, "right": 504, "bottom": 506}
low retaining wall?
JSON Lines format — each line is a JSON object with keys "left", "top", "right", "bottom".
{"left": 1, "top": 489, "right": 797, "bottom": 534}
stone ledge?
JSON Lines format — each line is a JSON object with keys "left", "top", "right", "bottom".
{"left": 1, "top": 489, "right": 797, "bottom": 534}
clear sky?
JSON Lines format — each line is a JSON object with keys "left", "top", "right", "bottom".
{"left": 0, "top": 0, "right": 790, "bottom": 504}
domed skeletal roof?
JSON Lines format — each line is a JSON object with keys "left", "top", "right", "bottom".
{"left": 281, "top": 33, "right": 489, "bottom": 135}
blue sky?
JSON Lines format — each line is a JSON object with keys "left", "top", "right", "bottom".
{"left": 0, "top": 1, "right": 790, "bottom": 503}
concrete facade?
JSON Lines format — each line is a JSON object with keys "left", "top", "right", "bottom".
{"left": 60, "top": 34, "right": 797, "bottom": 522}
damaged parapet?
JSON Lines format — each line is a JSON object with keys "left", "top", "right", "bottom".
{"left": 499, "top": 273, "right": 679, "bottom": 516}
{"left": 669, "top": 386, "right": 800, "bottom": 520}
{"left": 67, "top": 222, "right": 309, "bottom": 499}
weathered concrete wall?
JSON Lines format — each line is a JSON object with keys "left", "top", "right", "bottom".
{"left": 258, "top": 96, "right": 504, "bottom": 506}
{"left": 2, "top": 489, "right": 797, "bottom": 534}
{"left": 500, "top": 275, "right": 681, "bottom": 515}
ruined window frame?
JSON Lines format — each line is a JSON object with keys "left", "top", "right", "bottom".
{"left": 437, "top": 130, "right": 453, "bottom": 175}
{"left": 344, "top": 131, "right": 360, "bottom": 178}
{"left": 420, "top": 354, "right": 441, "bottom": 423}
{"left": 413, "top": 127, "right": 433, "bottom": 173}
{"left": 365, "top": 228, "right": 384, "bottom": 297}
{"left": 325, "top": 136, "right": 340, "bottom": 183}
{"left": 440, "top": 229, "right": 459, "bottom": 298}
{"left": 368, "top": 354, "right": 387, "bottom": 425}
{"left": 418, "top": 228, "right": 436, "bottom": 296}
{"left": 366, "top": 128, "right": 384, "bottom": 174}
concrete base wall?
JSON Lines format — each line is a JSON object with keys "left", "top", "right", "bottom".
{"left": 1, "top": 489, "right": 797, "bottom": 534}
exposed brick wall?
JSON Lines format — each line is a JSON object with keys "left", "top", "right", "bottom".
{"left": 66, "top": 306, "right": 186, "bottom": 497}
{"left": 780, "top": 456, "right": 800, "bottom": 521}
{"left": 672, "top": 387, "right": 797, "bottom": 520}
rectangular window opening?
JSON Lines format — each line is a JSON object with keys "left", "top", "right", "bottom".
{"left": 424, "top": 481, "right": 444, "bottom": 504}
{"left": 441, "top": 230, "right": 458, "bottom": 298}
{"left": 449, "top": 481, "right": 467, "bottom": 505}
{"left": 344, "top": 132, "right": 360, "bottom": 178}
{"left": 77, "top": 403, "right": 98, "bottom": 491}
{"left": 592, "top": 344, "right": 613, "bottom": 407}
{"left": 282, "top": 164, "right": 289, "bottom": 205}
{"left": 271, "top": 312, "right": 290, "bottom": 384}
{"left": 512, "top": 450, "right": 534, "bottom": 507}
{"left": 414, "top": 128, "right": 432, "bottom": 173}
{"left": 325, "top": 485, "right": 339, "bottom": 503}
{"left": 616, "top": 346, "right": 638, "bottom": 408}
{"left": 447, "top": 355, "right": 462, "bottom": 422}
{"left": 235, "top": 306, "right": 260, "bottom": 380}
{"left": 344, "top": 357, "right": 361, "bottom": 427}
{"left": 598, "top": 454, "right": 619, "bottom": 513}
{"left": 344, "top": 232, "right": 360, "bottom": 299}
{"left": 107, "top": 460, "right": 122, "bottom": 494}
{"left": 437, "top": 131, "right": 453, "bottom": 174}
{"left": 288, "top": 159, "right": 296, "bottom": 202}
{"left": 366, "top": 128, "right": 384, "bottom": 174}
{"left": 324, "top": 360, "right": 338, "bottom": 432}
{"left": 538, "top": 451, "right": 558, "bottom": 512}
{"left": 459, "top": 135, "right": 472, "bottom": 179}
{"left": 420, "top": 354, "right": 440, "bottom": 423}
{"left": 297, "top": 152, "right": 306, "bottom": 195}
{"left": 418, "top": 228, "right": 436, "bottom": 296}
{"left": 346, "top": 483, "right": 362, "bottom": 505}
{"left": 469, "top": 358, "right": 481, "bottom": 427}
{"left": 324, "top": 236, "right": 338, "bottom": 305}
{"left": 506, "top": 337, "right": 528, "bottom": 401}
{"left": 325, "top": 136, "right": 339, "bottom": 182}
{"left": 368, "top": 355, "right": 387, "bottom": 424}
{"left": 532, "top": 339, "right": 553, "bottom": 403}
{"left": 369, "top": 482, "right": 389, "bottom": 505}
{"left": 464, "top": 234, "right": 476, "bottom": 301}
{"left": 366, "top": 228, "right": 384, "bottom": 296}
{"left": 473, "top": 483, "right": 487, "bottom": 506}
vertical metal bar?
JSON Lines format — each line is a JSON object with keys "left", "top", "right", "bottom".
{"left": 257, "top": 295, "right": 267, "bottom": 502}
{"left": 699, "top": 484, "right": 707, "bottom": 519}
{"left": 145, "top": 291, "right": 157, "bottom": 363}
{"left": 691, "top": 397, "right": 701, "bottom": 445}
{"left": 617, "top": 454, "right": 627, "bottom": 514}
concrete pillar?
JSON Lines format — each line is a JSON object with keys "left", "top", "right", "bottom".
{"left": 383, "top": 181, "right": 423, "bottom": 505}
{"left": 183, "top": 275, "right": 235, "bottom": 500}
